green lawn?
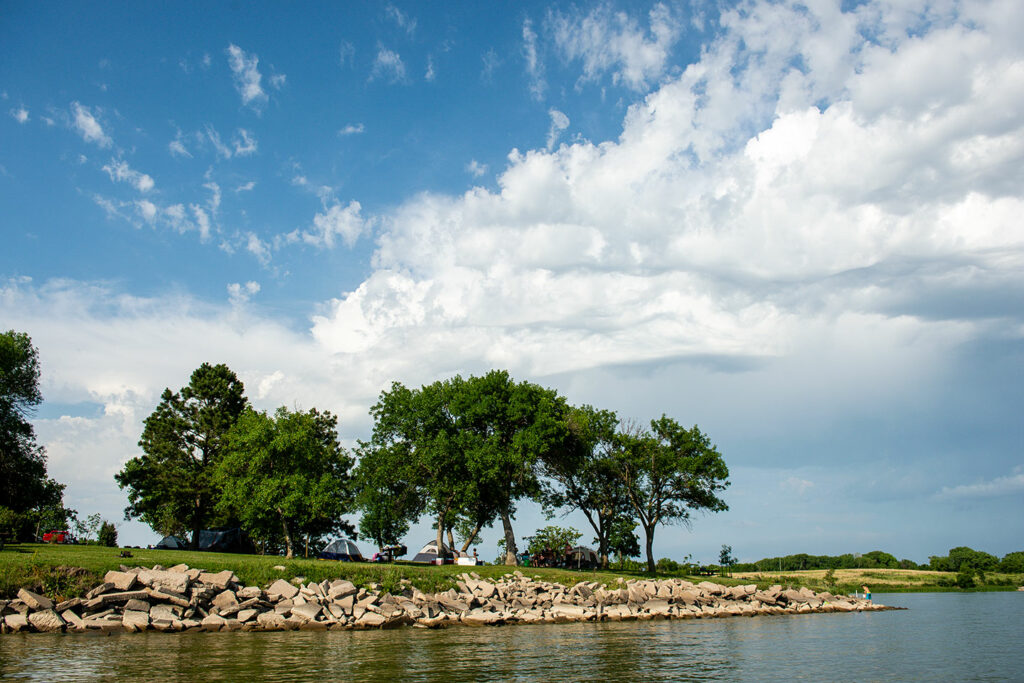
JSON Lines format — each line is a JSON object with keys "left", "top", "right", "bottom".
{"left": 0, "top": 543, "right": 694, "bottom": 601}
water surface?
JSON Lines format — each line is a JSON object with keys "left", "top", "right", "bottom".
{"left": 2, "top": 593, "right": 1021, "bottom": 681}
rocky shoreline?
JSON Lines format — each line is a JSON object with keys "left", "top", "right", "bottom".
{"left": 1, "top": 563, "right": 895, "bottom": 634}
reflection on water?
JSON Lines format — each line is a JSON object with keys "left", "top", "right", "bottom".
{"left": 1, "top": 593, "right": 1022, "bottom": 682}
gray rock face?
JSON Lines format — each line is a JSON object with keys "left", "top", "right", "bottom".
{"left": 18, "top": 589, "right": 53, "bottom": 611}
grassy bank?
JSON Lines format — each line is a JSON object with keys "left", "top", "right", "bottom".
{"left": 730, "top": 568, "right": 1024, "bottom": 594}
{"left": 4, "top": 544, "right": 1020, "bottom": 602}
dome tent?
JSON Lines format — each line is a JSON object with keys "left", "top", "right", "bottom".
{"left": 319, "top": 537, "right": 364, "bottom": 562}
{"left": 155, "top": 535, "right": 187, "bottom": 550}
{"left": 411, "top": 539, "right": 456, "bottom": 563}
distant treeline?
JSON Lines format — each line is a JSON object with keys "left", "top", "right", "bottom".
{"left": 732, "top": 547, "right": 1024, "bottom": 573}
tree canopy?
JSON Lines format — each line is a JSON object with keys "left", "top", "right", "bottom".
{"left": 0, "top": 330, "right": 63, "bottom": 516}
{"left": 614, "top": 416, "right": 730, "bottom": 573}
{"left": 116, "top": 362, "right": 247, "bottom": 546}
{"left": 217, "top": 406, "right": 355, "bottom": 558}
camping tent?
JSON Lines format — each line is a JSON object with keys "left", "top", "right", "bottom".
{"left": 411, "top": 540, "right": 455, "bottom": 563}
{"left": 319, "top": 538, "right": 364, "bottom": 562}
{"left": 155, "top": 535, "right": 187, "bottom": 550}
{"left": 197, "top": 528, "right": 255, "bottom": 554}
{"left": 567, "top": 545, "right": 599, "bottom": 569}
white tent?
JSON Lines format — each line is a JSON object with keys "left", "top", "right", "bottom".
{"left": 319, "top": 537, "right": 363, "bottom": 562}
{"left": 412, "top": 539, "right": 455, "bottom": 563}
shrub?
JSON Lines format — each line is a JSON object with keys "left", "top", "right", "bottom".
{"left": 98, "top": 521, "right": 118, "bottom": 548}
{"left": 656, "top": 558, "right": 680, "bottom": 573}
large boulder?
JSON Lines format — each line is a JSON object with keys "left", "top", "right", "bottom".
{"left": 18, "top": 588, "right": 54, "bottom": 611}
{"left": 28, "top": 610, "right": 65, "bottom": 632}
{"left": 267, "top": 579, "right": 299, "bottom": 600}
{"left": 104, "top": 570, "right": 138, "bottom": 591}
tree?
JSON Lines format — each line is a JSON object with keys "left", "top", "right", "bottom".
{"left": 719, "top": 544, "right": 736, "bottom": 575}
{"left": 947, "top": 546, "right": 998, "bottom": 572}
{"left": 607, "top": 516, "right": 640, "bottom": 565}
{"left": 542, "top": 404, "right": 633, "bottom": 568}
{"left": 614, "top": 416, "right": 730, "bottom": 573}
{"left": 98, "top": 521, "right": 118, "bottom": 547}
{"left": 999, "top": 551, "right": 1024, "bottom": 573}
{"left": 358, "top": 379, "right": 468, "bottom": 564}
{"left": 217, "top": 406, "right": 355, "bottom": 558}
{"left": 454, "top": 371, "right": 571, "bottom": 565}
{"left": 524, "top": 525, "right": 582, "bottom": 556}
{"left": 116, "top": 363, "right": 247, "bottom": 547}
{"left": 0, "top": 330, "right": 63, "bottom": 518}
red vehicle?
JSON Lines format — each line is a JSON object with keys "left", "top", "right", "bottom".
{"left": 42, "top": 530, "right": 71, "bottom": 543}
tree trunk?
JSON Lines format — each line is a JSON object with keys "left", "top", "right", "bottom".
{"left": 446, "top": 527, "right": 456, "bottom": 553}
{"left": 644, "top": 525, "right": 656, "bottom": 573}
{"left": 500, "top": 509, "right": 518, "bottom": 565}
{"left": 281, "top": 514, "right": 294, "bottom": 559}
{"left": 435, "top": 513, "right": 446, "bottom": 565}
{"left": 459, "top": 520, "right": 484, "bottom": 553}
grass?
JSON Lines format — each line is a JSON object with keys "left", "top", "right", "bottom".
{"left": 5, "top": 545, "right": 1019, "bottom": 602}
{"left": 0, "top": 543, "right": 675, "bottom": 601}
{"left": 729, "top": 567, "right": 1024, "bottom": 594}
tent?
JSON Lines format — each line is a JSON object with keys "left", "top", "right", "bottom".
{"left": 319, "top": 537, "right": 364, "bottom": 562}
{"left": 197, "top": 528, "right": 255, "bottom": 554}
{"left": 411, "top": 539, "right": 455, "bottom": 563}
{"left": 567, "top": 545, "right": 599, "bottom": 569}
{"left": 155, "top": 535, "right": 187, "bottom": 550}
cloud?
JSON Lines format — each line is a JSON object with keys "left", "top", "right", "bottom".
{"left": 371, "top": 46, "right": 407, "bottom": 83}
{"left": 102, "top": 159, "right": 155, "bottom": 192}
{"left": 227, "top": 280, "right": 261, "bottom": 306}
{"left": 11, "top": 107, "right": 29, "bottom": 123}
{"left": 385, "top": 5, "right": 417, "bottom": 35}
{"left": 190, "top": 205, "right": 212, "bottom": 242}
{"left": 481, "top": 48, "right": 501, "bottom": 83}
{"left": 70, "top": 102, "right": 111, "bottom": 147}
{"left": 168, "top": 129, "right": 192, "bottom": 158}
{"left": 246, "top": 232, "right": 271, "bottom": 265}
{"left": 522, "top": 18, "right": 546, "bottom": 100}
{"left": 936, "top": 469, "right": 1024, "bottom": 500}
{"left": 226, "top": 44, "right": 267, "bottom": 109}
{"left": 546, "top": 108, "right": 569, "bottom": 150}
{"left": 235, "top": 181, "right": 256, "bottom": 192}
{"left": 269, "top": 73, "right": 286, "bottom": 90}
{"left": 466, "top": 160, "right": 488, "bottom": 177}
{"left": 339, "top": 41, "right": 355, "bottom": 67}
{"left": 305, "top": 201, "right": 368, "bottom": 249}
{"left": 233, "top": 128, "right": 258, "bottom": 156}
{"left": 339, "top": 123, "right": 365, "bottom": 136}
{"left": 425, "top": 55, "right": 436, "bottom": 82}
{"left": 549, "top": 2, "right": 682, "bottom": 90}
{"left": 135, "top": 199, "right": 158, "bottom": 222}
{"left": 205, "top": 125, "right": 233, "bottom": 159}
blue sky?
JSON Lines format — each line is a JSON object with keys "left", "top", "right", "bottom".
{"left": 2, "top": 0, "right": 1022, "bottom": 563}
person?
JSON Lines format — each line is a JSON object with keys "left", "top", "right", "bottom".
{"left": 472, "top": 548, "right": 478, "bottom": 563}
{"left": 862, "top": 585, "right": 871, "bottom": 600}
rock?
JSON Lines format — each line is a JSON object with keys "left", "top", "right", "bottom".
{"left": 122, "top": 610, "right": 150, "bottom": 632}
{"left": 644, "top": 599, "right": 672, "bottom": 617}
{"left": 61, "top": 609, "right": 86, "bottom": 630}
{"left": 291, "top": 603, "right": 322, "bottom": 622}
{"left": 87, "top": 590, "right": 151, "bottom": 609}
{"left": 137, "top": 568, "right": 191, "bottom": 593}
{"left": 198, "top": 570, "right": 235, "bottom": 590}
{"left": 212, "top": 590, "right": 238, "bottom": 611}
{"left": 549, "top": 604, "right": 588, "bottom": 621}
{"left": 56, "top": 597, "right": 82, "bottom": 612}
{"left": 124, "top": 599, "right": 151, "bottom": 613}
{"left": 201, "top": 613, "right": 226, "bottom": 631}
{"left": 167, "top": 563, "right": 190, "bottom": 572}
{"left": 256, "top": 611, "right": 286, "bottom": 630}
{"left": 461, "top": 609, "right": 502, "bottom": 626}
{"left": 237, "top": 586, "right": 262, "bottom": 600}
{"left": 4, "top": 614, "right": 29, "bottom": 632}
{"left": 267, "top": 578, "right": 299, "bottom": 600}
{"left": 17, "top": 588, "right": 54, "bottom": 612}
{"left": 28, "top": 609, "right": 65, "bottom": 632}
{"left": 328, "top": 580, "right": 358, "bottom": 600}
{"left": 236, "top": 608, "right": 259, "bottom": 623}
{"left": 104, "top": 570, "right": 138, "bottom": 591}
{"left": 356, "top": 611, "right": 385, "bottom": 628}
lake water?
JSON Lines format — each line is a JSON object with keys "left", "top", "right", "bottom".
{"left": 1, "top": 593, "right": 1022, "bottom": 681}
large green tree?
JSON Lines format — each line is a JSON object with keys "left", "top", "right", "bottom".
{"left": 217, "top": 406, "right": 355, "bottom": 558}
{"left": 115, "top": 362, "right": 247, "bottom": 547}
{"left": 357, "top": 379, "right": 470, "bottom": 562}
{"left": 454, "top": 370, "right": 571, "bottom": 565}
{"left": 541, "top": 404, "right": 632, "bottom": 568}
{"left": 614, "top": 416, "right": 730, "bottom": 573}
{"left": 0, "top": 330, "right": 63, "bottom": 518}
